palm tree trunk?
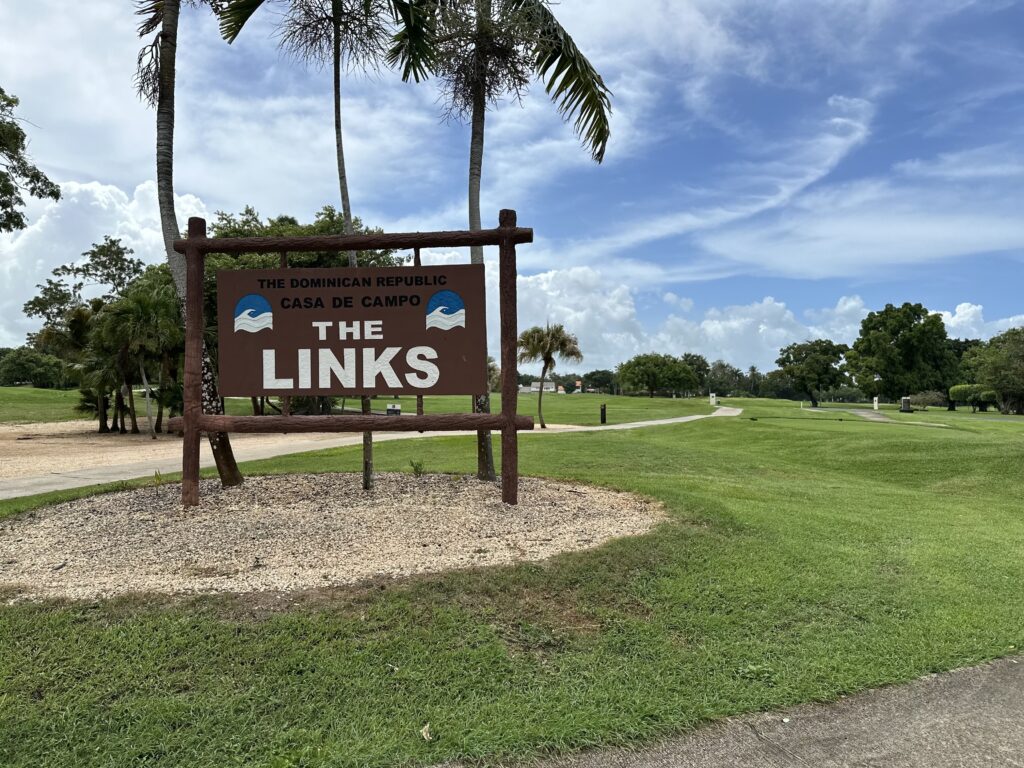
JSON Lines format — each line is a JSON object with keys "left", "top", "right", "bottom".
{"left": 537, "top": 364, "right": 548, "bottom": 429}
{"left": 156, "top": 0, "right": 242, "bottom": 486}
{"left": 155, "top": 360, "right": 165, "bottom": 433}
{"left": 115, "top": 388, "right": 127, "bottom": 434}
{"left": 332, "top": 0, "right": 354, "bottom": 245}
{"left": 126, "top": 380, "right": 140, "bottom": 434}
{"left": 468, "top": 47, "right": 496, "bottom": 481}
{"left": 98, "top": 392, "right": 109, "bottom": 434}
{"left": 468, "top": 78, "right": 486, "bottom": 261}
{"left": 328, "top": 0, "right": 374, "bottom": 490}
{"left": 140, "top": 361, "right": 156, "bottom": 439}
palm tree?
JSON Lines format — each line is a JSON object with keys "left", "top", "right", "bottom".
{"left": 75, "top": 348, "right": 121, "bottom": 434}
{"left": 115, "top": 279, "right": 185, "bottom": 438}
{"left": 136, "top": 0, "right": 243, "bottom": 482}
{"left": 424, "top": 0, "right": 611, "bottom": 257}
{"left": 517, "top": 323, "right": 582, "bottom": 429}
{"left": 406, "top": 0, "right": 611, "bottom": 478}
{"left": 219, "top": 0, "right": 427, "bottom": 491}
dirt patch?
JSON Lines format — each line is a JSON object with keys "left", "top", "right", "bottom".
{"left": 0, "top": 420, "right": 372, "bottom": 480}
{"left": 0, "top": 473, "right": 664, "bottom": 601}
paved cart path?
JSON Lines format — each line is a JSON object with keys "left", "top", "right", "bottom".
{"left": 512, "top": 656, "right": 1024, "bottom": 768}
{"left": 0, "top": 407, "right": 741, "bottom": 500}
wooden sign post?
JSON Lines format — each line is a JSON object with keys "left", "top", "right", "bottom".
{"left": 170, "top": 211, "right": 533, "bottom": 507}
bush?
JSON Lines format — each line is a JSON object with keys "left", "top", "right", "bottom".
{"left": 909, "top": 390, "right": 946, "bottom": 409}
{"left": 0, "top": 346, "right": 65, "bottom": 388}
{"left": 948, "top": 384, "right": 998, "bottom": 412}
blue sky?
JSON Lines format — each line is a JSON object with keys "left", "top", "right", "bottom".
{"left": 2, "top": 0, "right": 1023, "bottom": 370}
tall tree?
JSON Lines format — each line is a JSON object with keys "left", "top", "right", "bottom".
{"left": 746, "top": 365, "right": 762, "bottom": 397}
{"left": 846, "top": 303, "right": 958, "bottom": 401}
{"left": 945, "top": 337, "right": 983, "bottom": 410}
{"left": 0, "top": 87, "right": 61, "bottom": 232}
{"left": 582, "top": 368, "right": 614, "bottom": 394}
{"left": 975, "top": 328, "right": 1024, "bottom": 414}
{"left": 516, "top": 323, "right": 582, "bottom": 429}
{"left": 221, "top": 0, "right": 400, "bottom": 491}
{"left": 617, "top": 353, "right": 697, "bottom": 399}
{"left": 680, "top": 352, "right": 710, "bottom": 394}
{"left": 418, "top": 0, "right": 612, "bottom": 479}
{"left": 136, "top": 0, "right": 243, "bottom": 484}
{"left": 776, "top": 339, "right": 848, "bottom": 409}
{"left": 54, "top": 236, "right": 144, "bottom": 301}
{"left": 0, "top": 347, "right": 64, "bottom": 388}
{"left": 273, "top": 0, "right": 391, "bottom": 249}
{"left": 706, "top": 360, "right": 745, "bottom": 397}
{"left": 113, "top": 271, "right": 185, "bottom": 437}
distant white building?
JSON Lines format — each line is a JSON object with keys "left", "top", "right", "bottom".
{"left": 529, "top": 381, "right": 557, "bottom": 393}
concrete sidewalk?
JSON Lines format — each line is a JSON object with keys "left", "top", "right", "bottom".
{"left": 0, "top": 407, "right": 742, "bottom": 500}
{"left": 533, "top": 656, "right": 1024, "bottom": 768}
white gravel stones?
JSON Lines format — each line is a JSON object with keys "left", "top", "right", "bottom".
{"left": 0, "top": 473, "right": 664, "bottom": 601}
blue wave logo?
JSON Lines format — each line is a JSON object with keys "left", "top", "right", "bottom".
{"left": 234, "top": 294, "right": 273, "bottom": 333}
{"left": 425, "top": 290, "right": 466, "bottom": 331}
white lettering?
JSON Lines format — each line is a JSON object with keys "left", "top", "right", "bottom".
{"left": 298, "top": 349, "right": 312, "bottom": 389}
{"left": 312, "top": 321, "right": 332, "bottom": 341}
{"left": 362, "top": 347, "right": 401, "bottom": 388}
{"left": 337, "top": 321, "right": 360, "bottom": 340}
{"left": 405, "top": 346, "right": 439, "bottom": 388}
{"left": 318, "top": 348, "right": 356, "bottom": 389}
{"left": 262, "top": 350, "right": 294, "bottom": 389}
{"left": 364, "top": 320, "right": 384, "bottom": 340}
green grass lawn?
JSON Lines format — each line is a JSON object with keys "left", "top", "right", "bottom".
{"left": 2, "top": 399, "right": 1023, "bottom": 767}
{"left": 809, "top": 399, "right": 1024, "bottom": 426}
{"left": 225, "top": 392, "right": 713, "bottom": 425}
{"left": 0, "top": 385, "right": 710, "bottom": 427}
{"left": 0, "top": 386, "right": 87, "bottom": 423}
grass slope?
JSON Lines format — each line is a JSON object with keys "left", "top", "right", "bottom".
{"left": 0, "top": 386, "right": 85, "bottom": 423}
{"left": 1, "top": 399, "right": 1022, "bottom": 767}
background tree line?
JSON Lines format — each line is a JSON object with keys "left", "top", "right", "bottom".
{"left": 3, "top": 206, "right": 405, "bottom": 434}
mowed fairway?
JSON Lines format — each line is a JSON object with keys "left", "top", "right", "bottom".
{"left": 224, "top": 392, "right": 715, "bottom": 426}
{"left": 0, "top": 387, "right": 713, "bottom": 427}
{"left": 0, "top": 386, "right": 86, "bottom": 423}
{"left": 1, "top": 399, "right": 1023, "bottom": 767}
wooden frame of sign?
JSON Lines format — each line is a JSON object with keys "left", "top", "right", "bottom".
{"left": 168, "top": 209, "right": 533, "bottom": 506}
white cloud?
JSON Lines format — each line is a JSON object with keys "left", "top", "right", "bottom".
{"left": 698, "top": 165, "right": 1024, "bottom": 278}
{"left": 894, "top": 144, "right": 1024, "bottom": 180}
{"left": 940, "top": 303, "right": 1024, "bottom": 340}
{"left": 662, "top": 292, "right": 695, "bottom": 312}
{"left": 558, "top": 94, "right": 875, "bottom": 266}
{"left": 805, "top": 295, "right": 869, "bottom": 342}
{"left": 0, "top": 181, "right": 207, "bottom": 346}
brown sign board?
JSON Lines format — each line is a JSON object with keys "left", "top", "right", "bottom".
{"left": 216, "top": 265, "right": 486, "bottom": 396}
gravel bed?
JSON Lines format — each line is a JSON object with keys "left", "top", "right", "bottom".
{"left": 0, "top": 473, "right": 664, "bottom": 601}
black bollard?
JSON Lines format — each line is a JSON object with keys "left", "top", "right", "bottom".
{"left": 600, "top": 403, "right": 607, "bottom": 425}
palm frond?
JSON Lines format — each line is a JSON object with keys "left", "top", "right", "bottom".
{"left": 135, "top": 0, "right": 165, "bottom": 35}
{"left": 218, "top": 0, "right": 269, "bottom": 42}
{"left": 507, "top": 0, "right": 611, "bottom": 163}
{"left": 386, "top": 0, "right": 439, "bottom": 82}
{"left": 135, "top": 34, "right": 161, "bottom": 106}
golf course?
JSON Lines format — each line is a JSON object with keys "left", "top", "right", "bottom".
{"left": 2, "top": 393, "right": 1021, "bottom": 767}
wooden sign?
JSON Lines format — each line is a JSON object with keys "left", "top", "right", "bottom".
{"left": 216, "top": 265, "right": 487, "bottom": 396}
{"left": 171, "top": 210, "right": 533, "bottom": 507}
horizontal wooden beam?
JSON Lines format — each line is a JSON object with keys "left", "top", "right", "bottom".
{"left": 167, "top": 413, "right": 534, "bottom": 434}
{"left": 173, "top": 227, "right": 533, "bottom": 255}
